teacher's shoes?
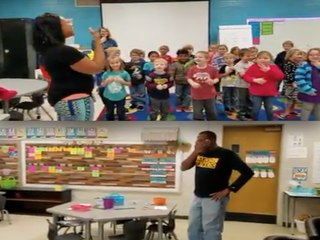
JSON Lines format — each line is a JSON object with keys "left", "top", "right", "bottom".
{"left": 0, "top": 87, "right": 17, "bottom": 100}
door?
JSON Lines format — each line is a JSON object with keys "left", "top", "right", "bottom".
{"left": 223, "top": 125, "right": 282, "bottom": 215}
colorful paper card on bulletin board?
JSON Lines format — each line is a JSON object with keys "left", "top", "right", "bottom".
{"left": 0, "top": 142, "right": 19, "bottom": 183}
{"left": 22, "top": 141, "right": 179, "bottom": 191}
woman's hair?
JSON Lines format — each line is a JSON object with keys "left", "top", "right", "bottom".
{"left": 106, "top": 56, "right": 125, "bottom": 71}
{"left": 230, "top": 46, "right": 240, "bottom": 55}
{"left": 99, "top": 27, "right": 113, "bottom": 40}
{"left": 33, "top": 13, "right": 65, "bottom": 53}
{"left": 285, "top": 48, "right": 302, "bottom": 61}
{"left": 305, "top": 48, "right": 320, "bottom": 63}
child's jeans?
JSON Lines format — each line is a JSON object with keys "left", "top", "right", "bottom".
{"left": 237, "top": 87, "right": 252, "bottom": 117}
{"left": 222, "top": 86, "right": 237, "bottom": 111}
{"left": 130, "top": 83, "right": 146, "bottom": 107}
{"left": 251, "top": 95, "right": 274, "bottom": 120}
{"left": 192, "top": 99, "right": 217, "bottom": 120}
{"left": 175, "top": 83, "right": 191, "bottom": 108}
{"left": 105, "top": 98, "right": 126, "bottom": 121}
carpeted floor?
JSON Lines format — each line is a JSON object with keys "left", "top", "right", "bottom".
{"left": 96, "top": 94, "right": 306, "bottom": 121}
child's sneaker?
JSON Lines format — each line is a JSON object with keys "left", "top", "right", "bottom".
{"left": 176, "top": 107, "right": 183, "bottom": 112}
{"left": 278, "top": 114, "right": 287, "bottom": 120}
{"left": 182, "top": 107, "right": 192, "bottom": 112}
{"left": 137, "top": 105, "right": 144, "bottom": 111}
{"left": 129, "top": 104, "right": 137, "bottom": 109}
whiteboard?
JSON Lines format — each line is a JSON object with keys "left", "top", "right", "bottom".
{"left": 218, "top": 25, "right": 252, "bottom": 49}
{"left": 101, "top": 1, "right": 209, "bottom": 61}
{"left": 257, "top": 20, "right": 320, "bottom": 57}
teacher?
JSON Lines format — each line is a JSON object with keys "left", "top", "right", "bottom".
{"left": 92, "top": 27, "right": 118, "bottom": 50}
{"left": 33, "top": 13, "right": 105, "bottom": 121}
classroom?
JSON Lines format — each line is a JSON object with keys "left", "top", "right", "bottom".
{"left": 0, "top": 0, "right": 320, "bottom": 240}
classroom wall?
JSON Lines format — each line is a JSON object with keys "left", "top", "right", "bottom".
{"left": 210, "top": 0, "right": 320, "bottom": 44}
{"left": 1, "top": 121, "right": 320, "bottom": 222}
{"left": 0, "top": 0, "right": 100, "bottom": 47}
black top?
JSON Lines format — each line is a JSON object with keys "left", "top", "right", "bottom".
{"left": 41, "top": 45, "right": 94, "bottom": 106}
{"left": 194, "top": 147, "right": 254, "bottom": 198}
{"left": 274, "top": 51, "right": 287, "bottom": 71}
{"left": 125, "top": 60, "right": 146, "bottom": 85}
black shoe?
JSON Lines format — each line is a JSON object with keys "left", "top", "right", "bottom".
{"left": 137, "top": 105, "right": 144, "bottom": 111}
{"left": 129, "top": 104, "right": 137, "bottom": 109}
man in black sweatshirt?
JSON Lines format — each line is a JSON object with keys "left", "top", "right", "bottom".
{"left": 181, "top": 130, "right": 254, "bottom": 240}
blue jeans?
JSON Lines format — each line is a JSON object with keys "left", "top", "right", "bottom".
{"left": 188, "top": 196, "right": 229, "bottom": 240}
{"left": 251, "top": 95, "right": 274, "bottom": 120}
{"left": 175, "top": 84, "right": 191, "bottom": 108}
{"left": 130, "top": 83, "right": 146, "bottom": 107}
{"left": 222, "top": 87, "right": 237, "bottom": 111}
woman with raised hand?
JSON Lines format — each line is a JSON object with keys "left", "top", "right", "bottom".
{"left": 33, "top": 13, "right": 105, "bottom": 121}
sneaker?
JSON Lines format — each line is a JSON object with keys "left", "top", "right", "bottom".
{"left": 176, "top": 107, "right": 183, "bottom": 112}
{"left": 129, "top": 104, "right": 137, "bottom": 109}
{"left": 182, "top": 107, "right": 192, "bottom": 112}
{"left": 137, "top": 105, "right": 144, "bottom": 111}
{"left": 290, "top": 111, "right": 299, "bottom": 116}
{"left": 278, "top": 114, "right": 287, "bottom": 120}
{"left": 237, "top": 115, "right": 248, "bottom": 121}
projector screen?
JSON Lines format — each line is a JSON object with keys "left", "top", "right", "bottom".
{"left": 101, "top": 1, "right": 209, "bottom": 61}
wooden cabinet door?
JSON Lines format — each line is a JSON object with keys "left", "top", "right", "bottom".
{"left": 223, "top": 125, "right": 282, "bottom": 215}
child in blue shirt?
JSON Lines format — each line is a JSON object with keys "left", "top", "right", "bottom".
{"left": 101, "top": 56, "right": 131, "bottom": 120}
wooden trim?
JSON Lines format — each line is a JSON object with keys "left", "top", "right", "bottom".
{"left": 100, "top": 0, "right": 207, "bottom": 3}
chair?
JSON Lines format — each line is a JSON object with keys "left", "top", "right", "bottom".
{"left": 47, "top": 219, "right": 83, "bottom": 240}
{"left": 11, "top": 91, "right": 54, "bottom": 120}
{"left": 263, "top": 236, "right": 305, "bottom": 240}
{"left": 0, "top": 195, "right": 11, "bottom": 224}
{"left": 145, "top": 210, "right": 178, "bottom": 240}
{"left": 305, "top": 216, "right": 320, "bottom": 240}
{"left": 108, "top": 219, "right": 147, "bottom": 240}
{"left": 56, "top": 216, "right": 85, "bottom": 235}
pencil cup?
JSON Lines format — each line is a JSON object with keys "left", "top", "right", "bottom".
{"left": 103, "top": 197, "right": 114, "bottom": 209}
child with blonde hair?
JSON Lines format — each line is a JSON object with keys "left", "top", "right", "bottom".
{"left": 159, "top": 45, "right": 172, "bottom": 64}
{"left": 145, "top": 58, "right": 173, "bottom": 120}
{"left": 243, "top": 51, "right": 284, "bottom": 120}
{"left": 101, "top": 56, "right": 131, "bottom": 121}
{"left": 187, "top": 51, "right": 220, "bottom": 120}
{"left": 278, "top": 48, "right": 304, "bottom": 119}
{"left": 219, "top": 53, "right": 237, "bottom": 114}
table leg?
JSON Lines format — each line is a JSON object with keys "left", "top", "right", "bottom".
{"left": 157, "top": 217, "right": 163, "bottom": 240}
{"left": 282, "top": 193, "right": 287, "bottom": 227}
{"left": 290, "top": 197, "right": 296, "bottom": 234}
{"left": 98, "top": 222, "right": 104, "bottom": 240}
{"left": 85, "top": 221, "right": 91, "bottom": 240}
{"left": 3, "top": 100, "right": 9, "bottom": 114}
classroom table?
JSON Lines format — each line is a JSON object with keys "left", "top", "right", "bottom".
{"left": 0, "top": 78, "right": 48, "bottom": 113}
{"left": 282, "top": 191, "right": 320, "bottom": 234}
{"left": 47, "top": 199, "right": 177, "bottom": 240}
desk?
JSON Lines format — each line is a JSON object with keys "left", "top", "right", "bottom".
{"left": 0, "top": 114, "right": 10, "bottom": 120}
{"left": 47, "top": 200, "right": 176, "bottom": 240}
{"left": 0, "top": 78, "right": 48, "bottom": 113}
{"left": 283, "top": 191, "right": 320, "bottom": 234}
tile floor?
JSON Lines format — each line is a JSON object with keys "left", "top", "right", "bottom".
{"left": 0, "top": 214, "right": 307, "bottom": 240}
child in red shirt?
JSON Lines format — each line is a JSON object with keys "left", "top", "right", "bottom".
{"left": 243, "top": 51, "right": 284, "bottom": 120}
{"left": 159, "top": 45, "right": 173, "bottom": 65}
{"left": 187, "top": 51, "right": 219, "bottom": 120}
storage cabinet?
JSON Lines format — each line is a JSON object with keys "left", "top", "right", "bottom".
{"left": 2, "top": 187, "right": 72, "bottom": 215}
{"left": 0, "top": 18, "right": 37, "bottom": 78}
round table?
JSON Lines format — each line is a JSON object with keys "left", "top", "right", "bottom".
{"left": 0, "top": 78, "right": 48, "bottom": 113}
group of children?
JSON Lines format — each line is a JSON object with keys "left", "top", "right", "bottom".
{"left": 96, "top": 41, "right": 320, "bottom": 121}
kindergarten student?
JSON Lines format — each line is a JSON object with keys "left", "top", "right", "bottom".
{"left": 219, "top": 53, "right": 237, "bottom": 114}
{"left": 278, "top": 48, "right": 304, "bottom": 120}
{"left": 125, "top": 49, "right": 146, "bottom": 111}
{"left": 187, "top": 51, "right": 219, "bottom": 120}
{"left": 159, "top": 45, "right": 173, "bottom": 64}
{"left": 169, "top": 48, "right": 192, "bottom": 112}
{"left": 145, "top": 58, "right": 173, "bottom": 121}
{"left": 243, "top": 51, "right": 284, "bottom": 121}
{"left": 234, "top": 48, "right": 254, "bottom": 120}
{"left": 101, "top": 56, "right": 131, "bottom": 121}
{"left": 143, "top": 51, "right": 160, "bottom": 75}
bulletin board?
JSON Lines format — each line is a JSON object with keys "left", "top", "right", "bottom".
{"left": 247, "top": 18, "right": 320, "bottom": 56}
{"left": 0, "top": 142, "right": 19, "bottom": 182}
{"left": 21, "top": 141, "right": 180, "bottom": 192}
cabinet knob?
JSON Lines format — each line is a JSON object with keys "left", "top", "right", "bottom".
{"left": 4, "top": 49, "right": 10, "bottom": 54}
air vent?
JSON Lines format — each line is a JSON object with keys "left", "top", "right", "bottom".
{"left": 75, "top": 0, "right": 100, "bottom": 7}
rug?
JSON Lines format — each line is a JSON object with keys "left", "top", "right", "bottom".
{"left": 96, "top": 95, "right": 306, "bottom": 121}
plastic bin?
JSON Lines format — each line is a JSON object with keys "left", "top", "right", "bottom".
{"left": 295, "top": 219, "right": 306, "bottom": 233}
